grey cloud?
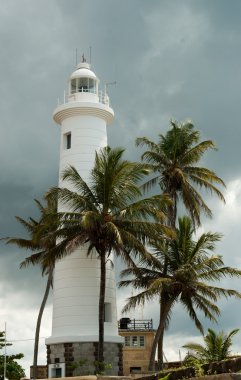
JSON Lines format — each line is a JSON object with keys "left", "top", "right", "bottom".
{"left": 1, "top": 0, "right": 241, "bottom": 373}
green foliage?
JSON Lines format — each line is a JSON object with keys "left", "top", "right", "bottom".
{"left": 121, "top": 216, "right": 241, "bottom": 371}
{"left": 93, "top": 360, "right": 112, "bottom": 375}
{"left": 70, "top": 358, "right": 89, "bottom": 370}
{"left": 70, "top": 358, "right": 112, "bottom": 375}
{"left": 0, "top": 332, "right": 11, "bottom": 350}
{"left": 0, "top": 332, "right": 25, "bottom": 380}
{"left": 3, "top": 195, "right": 63, "bottom": 379}
{"left": 70, "top": 358, "right": 91, "bottom": 375}
{"left": 158, "top": 373, "right": 171, "bottom": 380}
{"left": 183, "top": 328, "right": 240, "bottom": 364}
{"left": 135, "top": 120, "right": 226, "bottom": 370}
{"left": 136, "top": 120, "right": 225, "bottom": 227}
{"left": 183, "top": 356, "right": 205, "bottom": 377}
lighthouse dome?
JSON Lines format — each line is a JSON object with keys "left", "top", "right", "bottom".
{"left": 70, "top": 62, "right": 99, "bottom": 81}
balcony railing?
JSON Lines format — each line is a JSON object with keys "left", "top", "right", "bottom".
{"left": 118, "top": 318, "right": 153, "bottom": 331}
{"left": 57, "top": 90, "right": 110, "bottom": 107}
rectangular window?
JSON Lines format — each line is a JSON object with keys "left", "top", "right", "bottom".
{"left": 124, "top": 335, "right": 145, "bottom": 348}
{"left": 130, "top": 367, "right": 141, "bottom": 374}
{"left": 104, "top": 302, "right": 112, "bottom": 322}
{"left": 124, "top": 336, "right": 130, "bottom": 347}
{"left": 64, "top": 133, "right": 71, "bottom": 150}
{"left": 71, "top": 79, "right": 77, "bottom": 94}
{"left": 66, "top": 133, "right": 71, "bottom": 149}
{"left": 132, "top": 336, "right": 138, "bottom": 346}
{"left": 140, "top": 336, "right": 145, "bottom": 347}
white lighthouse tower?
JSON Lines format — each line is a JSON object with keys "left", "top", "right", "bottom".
{"left": 46, "top": 58, "right": 122, "bottom": 377}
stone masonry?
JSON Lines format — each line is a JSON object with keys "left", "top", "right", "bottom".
{"left": 47, "top": 342, "right": 123, "bottom": 376}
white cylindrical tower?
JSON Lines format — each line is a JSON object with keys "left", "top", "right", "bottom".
{"left": 46, "top": 59, "right": 122, "bottom": 378}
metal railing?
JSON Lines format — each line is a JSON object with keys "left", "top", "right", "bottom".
{"left": 57, "top": 90, "right": 110, "bottom": 107}
{"left": 118, "top": 318, "right": 153, "bottom": 330}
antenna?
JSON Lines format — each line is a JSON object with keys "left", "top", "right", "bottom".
{"left": 89, "top": 46, "right": 92, "bottom": 64}
{"left": 104, "top": 81, "right": 117, "bottom": 94}
{"left": 4, "top": 322, "right": 7, "bottom": 380}
{"left": 75, "top": 48, "right": 78, "bottom": 66}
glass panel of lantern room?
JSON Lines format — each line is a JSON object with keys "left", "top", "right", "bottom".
{"left": 89, "top": 78, "right": 96, "bottom": 93}
{"left": 71, "top": 79, "right": 77, "bottom": 94}
{"left": 78, "top": 77, "right": 88, "bottom": 92}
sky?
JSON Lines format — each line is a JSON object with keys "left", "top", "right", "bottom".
{"left": 1, "top": 0, "right": 241, "bottom": 376}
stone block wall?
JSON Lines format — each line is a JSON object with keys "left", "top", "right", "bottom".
{"left": 47, "top": 342, "right": 123, "bottom": 376}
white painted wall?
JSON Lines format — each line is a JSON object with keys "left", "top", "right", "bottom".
{"left": 46, "top": 64, "right": 122, "bottom": 345}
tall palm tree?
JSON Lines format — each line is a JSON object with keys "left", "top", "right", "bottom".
{"left": 136, "top": 120, "right": 226, "bottom": 365}
{"left": 136, "top": 120, "right": 225, "bottom": 228}
{"left": 4, "top": 196, "right": 65, "bottom": 380}
{"left": 120, "top": 216, "right": 241, "bottom": 371}
{"left": 50, "top": 146, "right": 172, "bottom": 365}
{"left": 183, "top": 328, "right": 240, "bottom": 363}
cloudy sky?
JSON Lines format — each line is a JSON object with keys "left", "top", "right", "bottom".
{"left": 1, "top": 0, "right": 241, "bottom": 375}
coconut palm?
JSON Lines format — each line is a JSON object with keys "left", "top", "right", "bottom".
{"left": 136, "top": 120, "right": 226, "bottom": 365}
{"left": 183, "top": 328, "right": 240, "bottom": 364}
{"left": 120, "top": 216, "right": 241, "bottom": 371}
{"left": 136, "top": 120, "right": 225, "bottom": 228}
{"left": 4, "top": 196, "right": 65, "bottom": 380}
{"left": 50, "top": 146, "right": 172, "bottom": 365}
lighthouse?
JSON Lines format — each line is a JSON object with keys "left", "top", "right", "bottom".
{"left": 46, "top": 58, "right": 122, "bottom": 377}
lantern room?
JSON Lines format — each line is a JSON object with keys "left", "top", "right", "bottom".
{"left": 68, "top": 60, "right": 99, "bottom": 102}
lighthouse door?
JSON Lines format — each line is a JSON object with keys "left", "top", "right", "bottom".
{"left": 55, "top": 368, "right": 62, "bottom": 378}
{"left": 48, "top": 363, "right": 65, "bottom": 378}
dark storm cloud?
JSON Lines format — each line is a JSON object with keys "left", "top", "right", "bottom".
{"left": 1, "top": 0, "right": 241, "bottom": 373}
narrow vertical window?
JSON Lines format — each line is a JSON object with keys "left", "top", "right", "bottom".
{"left": 132, "top": 336, "right": 138, "bottom": 346}
{"left": 104, "top": 302, "right": 112, "bottom": 322}
{"left": 139, "top": 336, "right": 145, "bottom": 347}
{"left": 71, "top": 79, "right": 76, "bottom": 94}
{"left": 64, "top": 133, "right": 71, "bottom": 149}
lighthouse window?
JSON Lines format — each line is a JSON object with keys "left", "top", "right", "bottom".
{"left": 75, "top": 78, "right": 97, "bottom": 94}
{"left": 71, "top": 79, "right": 77, "bottom": 94}
{"left": 104, "top": 302, "right": 112, "bottom": 322}
{"left": 88, "top": 79, "right": 96, "bottom": 92}
{"left": 64, "top": 133, "right": 71, "bottom": 149}
{"left": 78, "top": 77, "right": 88, "bottom": 92}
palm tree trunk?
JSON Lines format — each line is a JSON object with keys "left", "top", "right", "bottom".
{"left": 148, "top": 298, "right": 173, "bottom": 372}
{"left": 98, "top": 252, "right": 106, "bottom": 365}
{"left": 157, "top": 323, "right": 164, "bottom": 369}
{"left": 156, "top": 189, "right": 177, "bottom": 369}
{"left": 166, "top": 189, "right": 177, "bottom": 229}
{"left": 33, "top": 266, "right": 53, "bottom": 380}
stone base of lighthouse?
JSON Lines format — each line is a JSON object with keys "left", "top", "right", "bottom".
{"left": 47, "top": 342, "right": 123, "bottom": 377}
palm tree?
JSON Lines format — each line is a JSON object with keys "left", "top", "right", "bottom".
{"left": 120, "top": 216, "right": 241, "bottom": 371}
{"left": 4, "top": 196, "right": 65, "bottom": 380}
{"left": 50, "top": 146, "right": 172, "bottom": 365}
{"left": 136, "top": 120, "right": 226, "bottom": 365}
{"left": 183, "top": 328, "right": 240, "bottom": 364}
{"left": 136, "top": 120, "right": 225, "bottom": 228}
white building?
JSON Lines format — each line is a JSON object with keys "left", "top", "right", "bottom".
{"left": 46, "top": 58, "right": 122, "bottom": 378}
